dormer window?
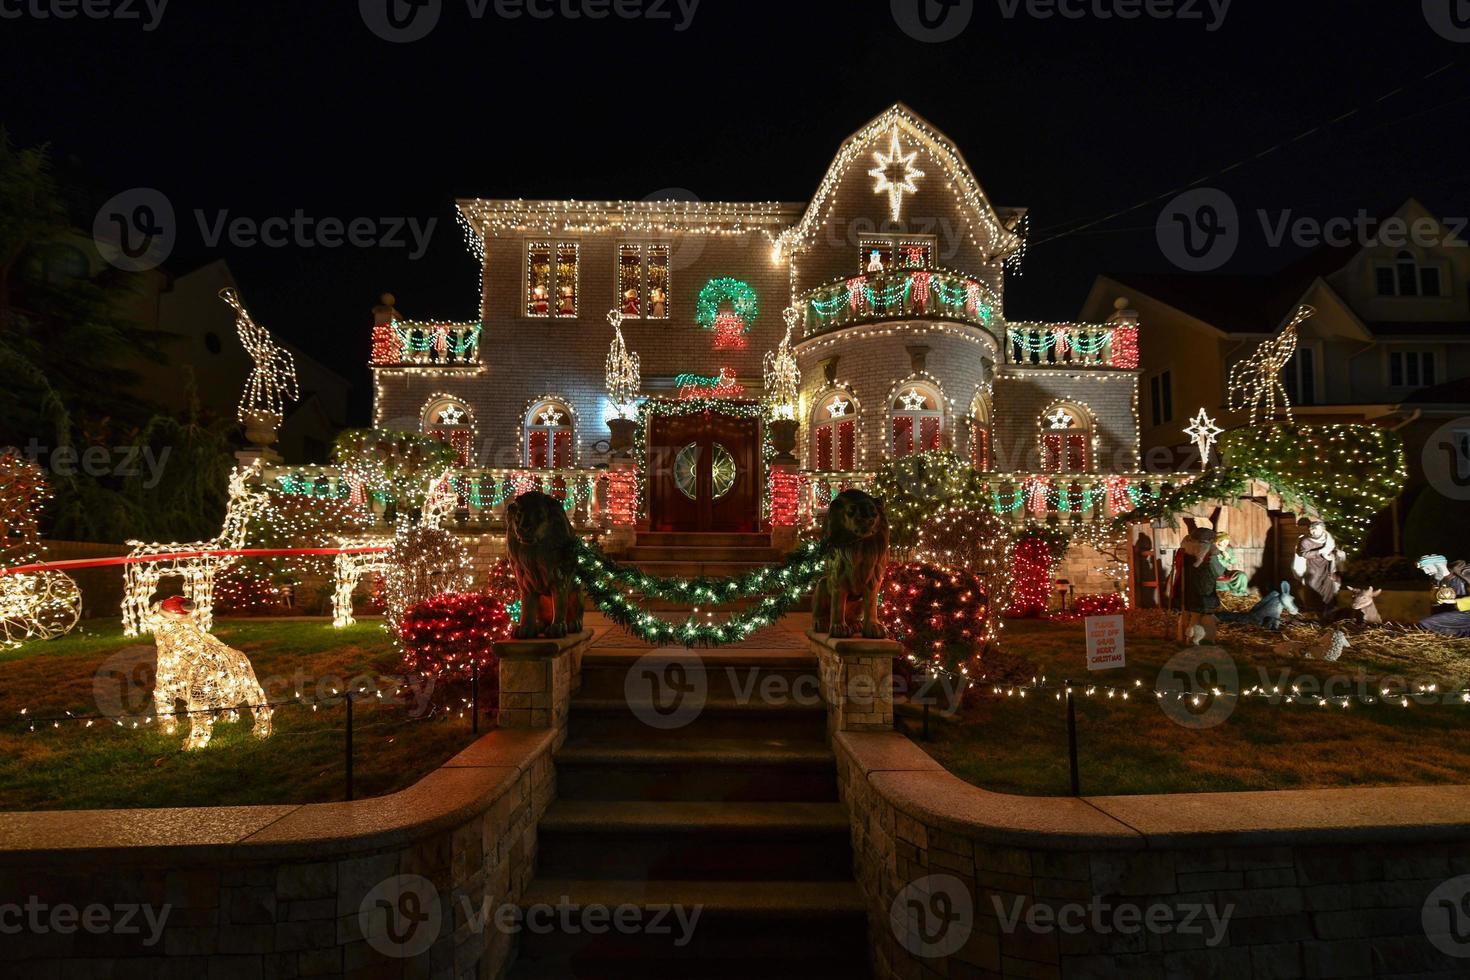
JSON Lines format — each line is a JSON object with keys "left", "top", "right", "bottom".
{"left": 1377, "top": 251, "right": 1443, "bottom": 298}
{"left": 859, "top": 236, "right": 934, "bottom": 274}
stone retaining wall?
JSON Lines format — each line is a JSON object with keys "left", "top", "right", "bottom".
{"left": 835, "top": 731, "right": 1470, "bottom": 978}
{"left": 0, "top": 728, "right": 557, "bottom": 980}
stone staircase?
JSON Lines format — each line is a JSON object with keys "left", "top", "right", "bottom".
{"left": 508, "top": 534, "right": 869, "bottom": 978}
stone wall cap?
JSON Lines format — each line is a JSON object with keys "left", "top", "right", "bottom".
{"left": 807, "top": 630, "right": 902, "bottom": 658}
{"left": 495, "top": 629, "right": 593, "bottom": 660}
{"left": 0, "top": 728, "right": 554, "bottom": 866}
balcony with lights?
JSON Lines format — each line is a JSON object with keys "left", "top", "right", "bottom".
{"left": 370, "top": 319, "right": 483, "bottom": 368}
{"left": 1004, "top": 321, "right": 1139, "bottom": 370}
{"left": 796, "top": 266, "right": 1002, "bottom": 341}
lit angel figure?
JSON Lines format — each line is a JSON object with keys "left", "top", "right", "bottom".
{"left": 220, "top": 287, "right": 300, "bottom": 429}
{"left": 763, "top": 307, "right": 802, "bottom": 421}
{"left": 150, "top": 595, "right": 272, "bottom": 750}
{"left": 605, "top": 308, "right": 641, "bottom": 419}
{"left": 1228, "top": 305, "right": 1315, "bottom": 425}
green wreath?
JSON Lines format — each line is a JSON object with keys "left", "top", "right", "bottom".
{"left": 695, "top": 278, "right": 759, "bottom": 330}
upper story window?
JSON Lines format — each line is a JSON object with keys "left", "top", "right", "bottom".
{"left": 618, "top": 243, "right": 671, "bottom": 320}
{"left": 1040, "top": 404, "right": 1090, "bottom": 474}
{"left": 526, "top": 241, "right": 579, "bottom": 318}
{"left": 813, "top": 391, "right": 858, "bottom": 471}
{"left": 1376, "top": 251, "right": 1443, "bottom": 298}
{"left": 524, "top": 399, "right": 573, "bottom": 468}
{"left": 1389, "top": 350, "right": 1436, "bottom": 388}
{"left": 1281, "top": 347, "right": 1317, "bottom": 406}
{"left": 1148, "top": 369, "right": 1173, "bottom": 426}
{"left": 859, "top": 235, "right": 934, "bottom": 275}
{"left": 891, "top": 383, "right": 943, "bottom": 458}
{"left": 423, "top": 396, "right": 474, "bottom": 467}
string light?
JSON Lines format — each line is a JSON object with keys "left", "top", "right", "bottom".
{"left": 220, "top": 288, "right": 299, "bottom": 427}
{"left": 150, "top": 596, "right": 273, "bottom": 751}
{"left": 676, "top": 368, "right": 745, "bottom": 400}
{"left": 1183, "top": 408, "right": 1224, "bottom": 471}
{"left": 762, "top": 308, "right": 802, "bottom": 420}
{"left": 868, "top": 124, "right": 927, "bottom": 221}
{"left": 0, "top": 453, "right": 82, "bottom": 649}
{"left": 1228, "top": 305, "right": 1316, "bottom": 425}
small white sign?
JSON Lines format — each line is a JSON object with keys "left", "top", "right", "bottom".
{"left": 1085, "top": 615, "right": 1126, "bottom": 671}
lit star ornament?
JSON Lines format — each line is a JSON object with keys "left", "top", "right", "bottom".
{"left": 827, "top": 398, "right": 851, "bottom": 419}
{"left": 1046, "top": 407, "right": 1075, "bottom": 430}
{"left": 869, "top": 126, "right": 925, "bottom": 222}
{"left": 1183, "top": 408, "right": 1224, "bottom": 471}
{"left": 899, "top": 388, "right": 928, "bottom": 411}
{"left": 538, "top": 408, "right": 565, "bottom": 426}
{"left": 437, "top": 404, "right": 465, "bottom": 426}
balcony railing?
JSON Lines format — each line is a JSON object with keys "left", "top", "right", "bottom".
{"left": 373, "top": 321, "right": 482, "bottom": 367}
{"left": 798, "top": 267, "right": 1001, "bottom": 339}
{"left": 1005, "top": 322, "right": 1139, "bottom": 370}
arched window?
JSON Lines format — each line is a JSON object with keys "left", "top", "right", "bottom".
{"left": 1040, "top": 403, "right": 1090, "bottom": 474}
{"left": 422, "top": 396, "right": 475, "bottom": 466}
{"left": 525, "top": 399, "right": 573, "bottom": 468}
{"left": 812, "top": 391, "right": 858, "bottom": 471}
{"left": 890, "top": 383, "right": 943, "bottom": 458}
{"left": 970, "top": 393, "right": 991, "bottom": 470}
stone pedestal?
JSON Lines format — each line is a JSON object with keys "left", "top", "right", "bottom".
{"left": 807, "top": 631, "right": 898, "bottom": 733}
{"left": 494, "top": 630, "right": 591, "bottom": 738}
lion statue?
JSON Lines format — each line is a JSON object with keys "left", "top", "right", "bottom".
{"left": 813, "top": 489, "right": 889, "bottom": 639}
{"left": 505, "top": 491, "right": 583, "bottom": 639}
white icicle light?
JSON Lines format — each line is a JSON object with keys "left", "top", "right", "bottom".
{"left": 221, "top": 287, "right": 300, "bottom": 426}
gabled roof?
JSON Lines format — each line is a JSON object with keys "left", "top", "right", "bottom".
{"left": 776, "top": 103, "right": 1020, "bottom": 261}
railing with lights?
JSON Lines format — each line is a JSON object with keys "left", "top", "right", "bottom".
{"left": 269, "top": 466, "right": 607, "bottom": 531}
{"left": 371, "top": 321, "right": 482, "bottom": 367}
{"left": 797, "top": 267, "right": 1001, "bottom": 339}
{"left": 1005, "top": 322, "right": 1139, "bottom": 369}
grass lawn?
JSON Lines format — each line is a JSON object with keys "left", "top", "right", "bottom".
{"left": 0, "top": 619, "right": 482, "bottom": 811}
{"left": 902, "top": 611, "right": 1470, "bottom": 797}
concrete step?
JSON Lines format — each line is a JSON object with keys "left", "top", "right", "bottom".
{"left": 579, "top": 650, "right": 823, "bottom": 702}
{"left": 624, "top": 545, "right": 785, "bottom": 563}
{"left": 569, "top": 696, "right": 826, "bottom": 741}
{"left": 554, "top": 737, "right": 839, "bottom": 802}
{"left": 537, "top": 800, "right": 852, "bottom": 881}
{"left": 508, "top": 960, "right": 868, "bottom": 979}
{"left": 636, "top": 532, "right": 774, "bottom": 549}
{"left": 612, "top": 560, "right": 791, "bottom": 578}
{"left": 512, "top": 878, "right": 868, "bottom": 967}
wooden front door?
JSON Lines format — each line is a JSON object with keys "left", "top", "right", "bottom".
{"left": 648, "top": 407, "right": 761, "bottom": 532}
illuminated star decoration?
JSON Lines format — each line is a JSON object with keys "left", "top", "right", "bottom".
{"left": 437, "top": 404, "right": 465, "bottom": 426}
{"left": 1228, "top": 305, "right": 1315, "bottom": 425}
{"left": 869, "top": 126, "right": 925, "bottom": 222}
{"left": 538, "top": 407, "right": 565, "bottom": 426}
{"left": 899, "top": 388, "right": 928, "bottom": 411}
{"left": 1183, "top": 408, "right": 1224, "bottom": 470}
{"left": 827, "top": 398, "right": 851, "bottom": 418}
{"left": 1046, "top": 407, "right": 1075, "bottom": 430}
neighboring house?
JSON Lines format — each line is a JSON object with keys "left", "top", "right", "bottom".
{"left": 1080, "top": 198, "right": 1470, "bottom": 558}
{"left": 49, "top": 234, "right": 350, "bottom": 463}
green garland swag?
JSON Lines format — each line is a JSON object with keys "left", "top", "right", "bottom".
{"left": 574, "top": 539, "right": 827, "bottom": 647}
{"left": 1109, "top": 465, "right": 1319, "bottom": 537}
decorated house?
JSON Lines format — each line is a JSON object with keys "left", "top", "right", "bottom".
{"left": 358, "top": 104, "right": 1147, "bottom": 586}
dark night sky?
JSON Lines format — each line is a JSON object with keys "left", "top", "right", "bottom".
{"left": 4, "top": 0, "right": 1466, "bottom": 421}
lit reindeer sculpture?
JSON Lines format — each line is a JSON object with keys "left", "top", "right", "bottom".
{"left": 121, "top": 461, "right": 271, "bottom": 636}
{"left": 1227, "top": 305, "right": 1316, "bottom": 425}
{"left": 150, "top": 594, "right": 272, "bottom": 750}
